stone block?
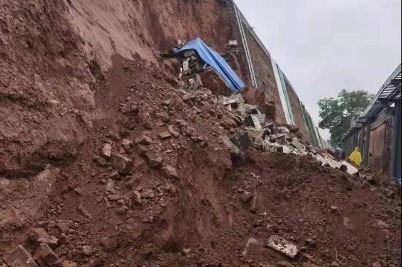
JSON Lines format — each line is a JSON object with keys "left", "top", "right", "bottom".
{"left": 33, "top": 243, "right": 62, "bottom": 267}
{"left": 266, "top": 235, "right": 298, "bottom": 258}
{"left": 111, "top": 153, "right": 133, "bottom": 175}
{"left": 4, "top": 245, "right": 38, "bottom": 267}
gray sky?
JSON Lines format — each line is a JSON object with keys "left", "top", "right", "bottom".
{"left": 235, "top": 0, "right": 401, "bottom": 140}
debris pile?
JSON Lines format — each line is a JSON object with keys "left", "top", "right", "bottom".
{"left": 2, "top": 1, "right": 399, "bottom": 266}
{"left": 1, "top": 49, "right": 400, "bottom": 267}
{"left": 171, "top": 37, "right": 245, "bottom": 95}
{"left": 215, "top": 92, "right": 360, "bottom": 177}
{"left": 4, "top": 227, "right": 72, "bottom": 267}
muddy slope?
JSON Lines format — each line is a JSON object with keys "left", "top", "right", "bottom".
{"left": 0, "top": 0, "right": 233, "bottom": 177}
{"left": 1, "top": 57, "right": 400, "bottom": 267}
{"left": 0, "top": 1, "right": 400, "bottom": 267}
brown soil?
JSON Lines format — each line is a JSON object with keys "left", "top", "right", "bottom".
{"left": 0, "top": 1, "right": 401, "bottom": 267}
{"left": 1, "top": 57, "right": 400, "bottom": 267}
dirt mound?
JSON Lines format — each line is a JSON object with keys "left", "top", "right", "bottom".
{"left": 0, "top": 0, "right": 235, "bottom": 178}
{"left": 0, "top": 1, "right": 401, "bottom": 267}
{"left": 1, "top": 57, "right": 400, "bottom": 267}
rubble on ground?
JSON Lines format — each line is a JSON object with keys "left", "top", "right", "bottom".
{"left": 1, "top": 57, "right": 400, "bottom": 267}
{"left": 266, "top": 235, "right": 299, "bottom": 258}
{"left": 213, "top": 90, "right": 363, "bottom": 177}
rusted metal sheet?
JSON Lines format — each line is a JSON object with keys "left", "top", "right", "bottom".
{"left": 368, "top": 115, "right": 392, "bottom": 172}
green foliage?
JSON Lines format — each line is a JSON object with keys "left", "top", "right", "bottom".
{"left": 318, "top": 89, "right": 374, "bottom": 145}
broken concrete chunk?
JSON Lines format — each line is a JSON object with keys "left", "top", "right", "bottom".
{"left": 161, "top": 165, "right": 179, "bottom": 179}
{"left": 168, "top": 125, "right": 180, "bottom": 138}
{"left": 242, "top": 237, "right": 260, "bottom": 256}
{"left": 230, "top": 132, "right": 251, "bottom": 150}
{"left": 135, "top": 135, "right": 153, "bottom": 145}
{"left": 262, "top": 142, "right": 283, "bottom": 153}
{"left": 146, "top": 153, "right": 163, "bottom": 169}
{"left": 33, "top": 243, "right": 62, "bottom": 267}
{"left": 340, "top": 161, "right": 359, "bottom": 175}
{"left": 266, "top": 121, "right": 274, "bottom": 130}
{"left": 28, "top": 228, "right": 58, "bottom": 248}
{"left": 222, "top": 94, "right": 245, "bottom": 106}
{"left": 101, "top": 143, "right": 112, "bottom": 158}
{"left": 233, "top": 115, "right": 243, "bottom": 126}
{"left": 221, "top": 135, "right": 240, "bottom": 155}
{"left": 111, "top": 153, "right": 133, "bottom": 175}
{"left": 266, "top": 235, "right": 298, "bottom": 258}
{"left": 4, "top": 245, "right": 39, "bottom": 267}
{"left": 277, "top": 126, "right": 290, "bottom": 134}
{"left": 290, "top": 139, "right": 305, "bottom": 150}
{"left": 262, "top": 128, "right": 272, "bottom": 139}
{"left": 158, "top": 131, "right": 172, "bottom": 140}
{"left": 244, "top": 115, "right": 262, "bottom": 130}
{"left": 253, "top": 114, "right": 266, "bottom": 125}
{"left": 269, "top": 133, "right": 286, "bottom": 144}
{"left": 121, "top": 139, "right": 133, "bottom": 153}
{"left": 244, "top": 104, "right": 259, "bottom": 114}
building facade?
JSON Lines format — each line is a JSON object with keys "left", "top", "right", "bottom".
{"left": 229, "top": 1, "right": 322, "bottom": 145}
{"left": 342, "top": 64, "right": 401, "bottom": 177}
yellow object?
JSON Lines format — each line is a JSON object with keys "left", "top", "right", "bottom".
{"left": 349, "top": 147, "right": 362, "bottom": 166}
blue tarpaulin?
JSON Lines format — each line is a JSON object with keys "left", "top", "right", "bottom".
{"left": 175, "top": 37, "right": 245, "bottom": 92}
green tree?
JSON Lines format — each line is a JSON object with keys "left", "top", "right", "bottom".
{"left": 318, "top": 89, "right": 374, "bottom": 146}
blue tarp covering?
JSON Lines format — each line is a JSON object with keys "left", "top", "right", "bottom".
{"left": 175, "top": 37, "right": 245, "bottom": 92}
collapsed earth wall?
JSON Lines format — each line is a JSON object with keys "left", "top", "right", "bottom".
{"left": 0, "top": 1, "right": 401, "bottom": 267}
{"left": 0, "top": 0, "right": 234, "bottom": 176}
{"left": 228, "top": 1, "right": 314, "bottom": 142}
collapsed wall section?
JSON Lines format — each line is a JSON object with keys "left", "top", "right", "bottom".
{"left": 284, "top": 79, "right": 311, "bottom": 140}
{"left": 231, "top": 1, "right": 315, "bottom": 142}
{"left": 243, "top": 31, "right": 287, "bottom": 125}
{"left": 301, "top": 104, "right": 320, "bottom": 147}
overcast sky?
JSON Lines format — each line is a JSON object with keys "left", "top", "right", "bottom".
{"left": 235, "top": 0, "right": 401, "bottom": 140}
